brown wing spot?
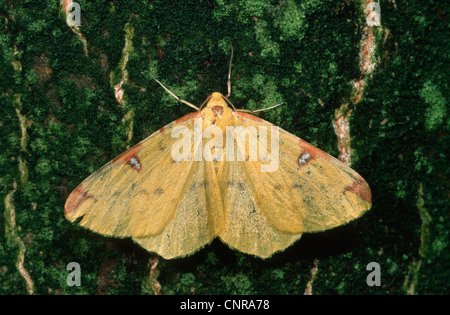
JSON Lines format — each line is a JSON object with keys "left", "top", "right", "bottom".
{"left": 297, "top": 152, "right": 314, "bottom": 167}
{"left": 153, "top": 188, "right": 164, "bottom": 195}
{"left": 138, "top": 189, "right": 149, "bottom": 196}
{"left": 127, "top": 156, "right": 142, "bottom": 172}
{"left": 159, "top": 126, "right": 165, "bottom": 135}
{"left": 235, "top": 112, "right": 263, "bottom": 122}
{"left": 111, "top": 142, "right": 143, "bottom": 173}
{"left": 343, "top": 175, "right": 372, "bottom": 204}
{"left": 65, "top": 184, "right": 95, "bottom": 215}
{"left": 158, "top": 140, "right": 167, "bottom": 151}
{"left": 298, "top": 139, "right": 333, "bottom": 162}
{"left": 175, "top": 111, "right": 200, "bottom": 124}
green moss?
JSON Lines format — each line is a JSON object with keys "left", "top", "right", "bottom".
{"left": 419, "top": 80, "right": 447, "bottom": 131}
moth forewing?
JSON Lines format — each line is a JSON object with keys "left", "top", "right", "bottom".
{"left": 203, "top": 124, "right": 223, "bottom": 162}
{"left": 258, "top": 125, "right": 280, "bottom": 173}
{"left": 171, "top": 125, "right": 191, "bottom": 162}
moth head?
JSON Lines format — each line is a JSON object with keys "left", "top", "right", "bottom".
{"left": 206, "top": 92, "right": 228, "bottom": 109}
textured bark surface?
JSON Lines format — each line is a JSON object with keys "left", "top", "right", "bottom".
{"left": 1, "top": 0, "right": 448, "bottom": 295}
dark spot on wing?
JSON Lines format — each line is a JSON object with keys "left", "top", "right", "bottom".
{"left": 138, "top": 189, "right": 149, "bottom": 196}
{"left": 249, "top": 203, "right": 256, "bottom": 215}
{"left": 153, "top": 188, "right": 164, "bottom": 195}
{"left": 297, "top": 151, "right": 314, "bottom": 168}
{"left": 303, "top": 195, "right": 313, "bottom": 206}
{"left": 297, "top": 139, "right": 333, "bottom": 162}
{"left": 111, "top": 142, "right": 143, "bottom": 173}
{"left": 127, "top": 156, "right": 142, "bottom": 172}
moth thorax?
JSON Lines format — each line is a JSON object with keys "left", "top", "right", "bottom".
{"left": 197, "top": 92, "right": 230, "bottom": 138}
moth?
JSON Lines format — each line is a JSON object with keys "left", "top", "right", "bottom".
{"left": 65, "top": 51, "right": 371, "bottom": 259}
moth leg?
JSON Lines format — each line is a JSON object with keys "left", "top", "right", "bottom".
{"left": 251, "top": 103, "right": 283, "bottom": 113}
{"left": 235, "top": 102, "right": 284, "bottom": 114}
{"left": 153, "top": 78, "right": 199, "bottom": 111}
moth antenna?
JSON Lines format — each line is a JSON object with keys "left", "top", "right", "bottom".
{"left": 222, "top": 94, "right": 237, "bottom": 111}
{"left": 236, "top": 102, "right": 284, "bottom": 114}
{"left": 226, "top": 44, "right": 234, "bottom": 98}
{"left": 153, "top": 78, "right": 199, "bottom": 111}
{"left": 198, "top": 94, "right": 212, "bottom": 110}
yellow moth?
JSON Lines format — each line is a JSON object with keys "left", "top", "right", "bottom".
{"left": 65, "top": 55, "right": 371, "bottom": 259}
